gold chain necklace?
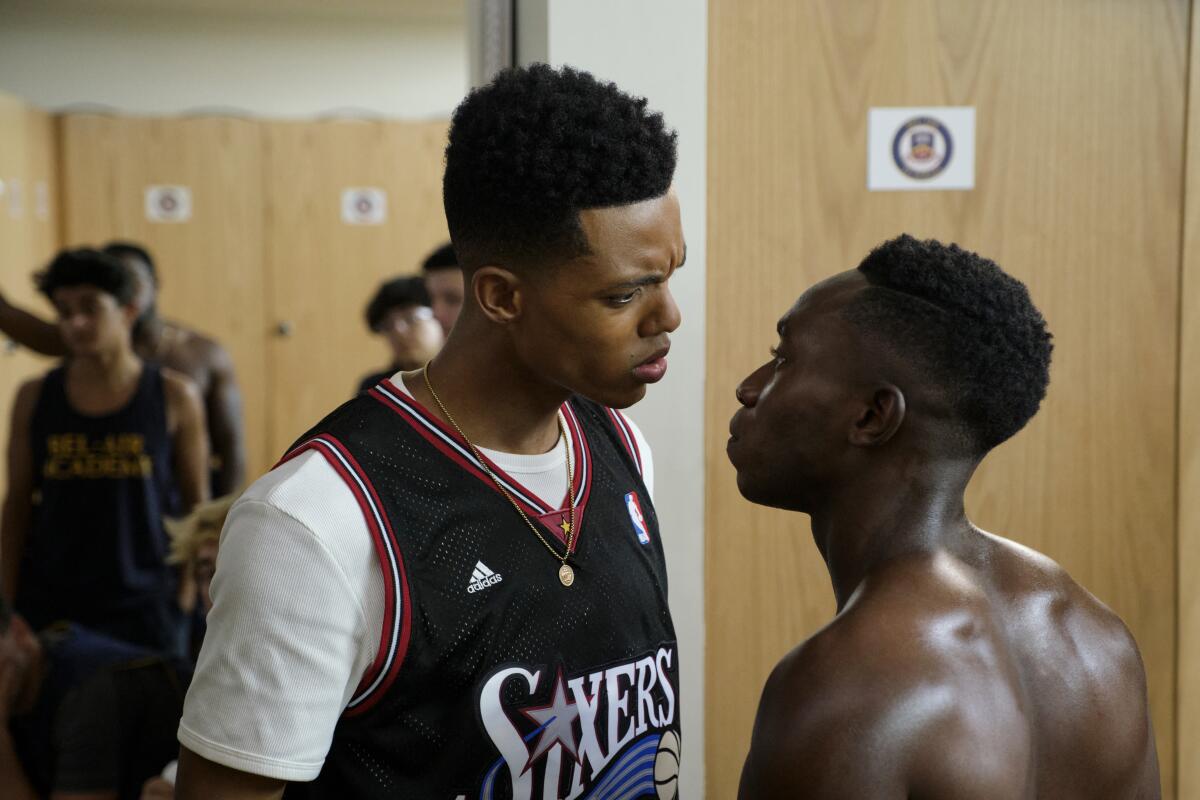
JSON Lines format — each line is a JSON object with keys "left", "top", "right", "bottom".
{"left": 422, "top": 363, "right": 577, "bottom": 587}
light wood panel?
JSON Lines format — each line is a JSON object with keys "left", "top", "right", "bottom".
{"left": 706, "top": 1, "right": 1187, "bottom": 796}
{"left": 0, "top": 93, "right": 60, "bottom": 493}
{"left": 58, "top": 114, "right": 269, "bottom": 480}
{"left": 262, "top": 119, "right": 448, "bottom": 457}
{"left": 1178, "top": 3, "right": 1200, "bottom": 796}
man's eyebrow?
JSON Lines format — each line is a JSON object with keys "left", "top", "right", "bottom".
{"left": 605, "top": 247, "right": 688, "bottom": 290}
{"left": 777, "top": 319, "right": 787, "bottom": 337}
{"left": 606, "top": 274, "right": 666, "bottom": 291}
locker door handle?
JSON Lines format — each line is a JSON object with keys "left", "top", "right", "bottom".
{"left": 275, "top": 321, "right": 294, "bottom": 338}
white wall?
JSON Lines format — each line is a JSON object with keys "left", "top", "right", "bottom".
{"left": 517, "top": 2, "right": 708, "bottom": 795}
{"left": 0, "top": 3, "right": 468, "bottom": 118}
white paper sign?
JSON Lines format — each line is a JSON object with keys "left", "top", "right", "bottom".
{"left": 868, "top": 107, "right": 975, "bottom": 191}
{"left": 145, "top": 185, "right": 193, "bottom": 223}
{"left": 341, "top": 187, "right": 387, "bottom": 226}
{"left": 8, "top": 178, "right": 24, "bottom": 219}
{"left": 34, "top": 181, "right": 50, "bottom": 221}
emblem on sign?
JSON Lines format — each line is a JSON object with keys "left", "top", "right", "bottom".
{"left": 145, "top": 185, "right": 193, "bottom": 223}
{"left": 341, "top": 187, "right": 388, "bottom": 225}
{"left": 891, "top": 117, "right": 953, "bottom": 180}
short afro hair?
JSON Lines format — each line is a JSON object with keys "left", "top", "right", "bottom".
{"left": 843, "top": 234, "right": 1053, "bottom": 454}
{"left": 421, "top": 242, "right": 458, "bottom": 273}
{"left": 443, "top": 63, "right": 677, "bottom": 271}
{"left": 365, "top": 276, "right": 431, "bottom": 332}
{"left": 102, "top": 241, "right": 157, "bottom": 285}
{"left": 36, "top": 248, "right": 137, "bottom": 306}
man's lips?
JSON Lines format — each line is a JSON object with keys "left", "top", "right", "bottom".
{"left": 632, "top": 346, "right": 671, "bottom": 383}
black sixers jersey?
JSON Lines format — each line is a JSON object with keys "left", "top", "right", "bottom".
{"left": 279, "top": 379, "right": 680, "bottom": 800}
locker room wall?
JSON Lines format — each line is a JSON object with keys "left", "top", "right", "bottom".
{"left": 58, "top": 114, "right": 270, "bottom": 482}
{"left": 1178, "top": 5, "right": 1200, "bottom": 797}
{"left": 56, "top": 114, "right": 450, "bottom": 479}
{"left": 0, "top": 92, "right": 60, "bottom": 494}
{"left": 706, "top": 1, "right": 1187, "bottom": 797}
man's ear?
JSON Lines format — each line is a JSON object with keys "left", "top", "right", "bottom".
{"left": 472, "top": 266, "right": 523, "bottom": 324}
{"left": 849, "top": 384, "right": 906, "bottom": 446}
{"left": 121, "top": 301, "right": 140, "bottom": 327}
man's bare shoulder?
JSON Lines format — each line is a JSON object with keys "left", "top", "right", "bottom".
{"left": 740, "top": 553, "right": 1031, "bottom": 799}
{"left": 8, "top": 375, "right": 45, "bottom": 427}
{"left": 165, "top": 320, "right": 225, "bottom": 359}
{"left": 980, "top": 532, "right": 1158, "bottom": 794}
{"left": 161, "top": 366, "right": 204, "bottom": 410}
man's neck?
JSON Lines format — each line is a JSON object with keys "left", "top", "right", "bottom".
{"left": 407, "top": 321, "right": 567, "bottom": 455}
{"left": 810, "top": 459, "right": 978, "bottom": 611}
{"left": 134, "top": 313, "right": 164, "bottom": 353}
{"left": 70, "top": 347, "right": 142, "bottom": 389}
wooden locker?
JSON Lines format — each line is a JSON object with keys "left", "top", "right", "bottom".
{"left": 262, "top": 119, "right": 449, "bottom": 458}
{"left": 58, "top": 114, "right": 269, "bottom": 482}
{"left": 0, "top": 93, "right": 60, "bottom": 495}
{"left": 1178, "top": 3, "right": 1200, "bottom": 796}
{"left": 706, "top": 0, "right": 1186, "bottom": 796}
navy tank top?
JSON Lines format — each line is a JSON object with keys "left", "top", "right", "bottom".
{"left": 18, "top": 363, "right": 181, "bottom": 653}
{"left": 281, "top": 381, "right": 681, "bottom": 799}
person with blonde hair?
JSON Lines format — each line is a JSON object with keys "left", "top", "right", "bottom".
{"left": 166, "top": 494, "right": 236, "bottom": 619}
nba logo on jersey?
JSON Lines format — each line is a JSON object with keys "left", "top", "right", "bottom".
{"left": 625, "top": 491, "right": 651, "bottom": 545}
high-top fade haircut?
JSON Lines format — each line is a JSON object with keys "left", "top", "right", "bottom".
{"left": 443, "top": 63, "right": 678, "bottom": 272}
{"left": 36, "top": 248, "right": 138, "bottom": 306}
{"left": 842, "top": 234, "right": 1053, "bottom": 455}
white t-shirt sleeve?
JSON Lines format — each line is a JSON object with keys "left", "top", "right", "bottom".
{"left": 178, "top": 451, "right": 382, "bottom": 781}
{"left": 621, "top": 413, "right": 655, "bottom": 501}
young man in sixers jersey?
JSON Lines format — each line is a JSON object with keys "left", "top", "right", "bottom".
{"left": 177, "top": 64, "right": 685, "bottom": 799}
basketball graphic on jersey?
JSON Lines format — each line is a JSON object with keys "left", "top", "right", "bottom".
{"left": 654, "top": 730, "right": 681, "bottom": 799}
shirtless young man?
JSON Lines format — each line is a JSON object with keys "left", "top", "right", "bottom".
{"left": 729, "top": 235, "right": 1160, "bottom": 799}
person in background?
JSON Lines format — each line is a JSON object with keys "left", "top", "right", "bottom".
{"left": 1, "top": 248, "right": 209, "bottom": 655}
{"left": 137, "top": 495, "right": 237, "bottom": 800}
{"left": 0, "top": 241, "right": 245, "bottom": 496}
{"left": 420, "top": 242, "right": 464, "bottom": 336}
{"left": 357, "top": 276, "right": 444, "bottom": 394}
{"left": 0, "top": 598, "right": 191, "bottom": 800}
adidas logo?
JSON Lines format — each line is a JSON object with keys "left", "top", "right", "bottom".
{"left": 467, "top": 561, "right": 503, "bottom": 594}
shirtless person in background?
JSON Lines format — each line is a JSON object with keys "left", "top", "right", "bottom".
{"left": 0, "top": 242, "right": 244, "bottom": 495}
{"left": 729, "top": 235, "right": 1160, "bottom": 799}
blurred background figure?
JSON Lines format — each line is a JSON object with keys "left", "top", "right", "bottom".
{"left": 0, "top": 596, "right": 191, "bottom": 800}
{"left": 134, "top": 495, "right": 235, "bottom": 800}
{"left": 1, "top": 249, "right": 209, "bottom": 656}
{"left": 420, "top": 242, "right": 463, "bottom": 336}
{"left": 357, "top": 275, "right": 444, "bottom": 393}
{"left": 166, "top": 494, "right": 236, "bottom": 660}
{"left": 0, "top": 242, "right": 244, "bottom": 496}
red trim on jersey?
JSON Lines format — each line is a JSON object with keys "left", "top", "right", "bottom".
{"left": 605, "top": 407, "right": 643, "bottom": 476}
{"left": 275, "top": 436, "right": 412, "bottom": 717}
{"left": 367, "top": 379, "right": 593, "bottom": 546}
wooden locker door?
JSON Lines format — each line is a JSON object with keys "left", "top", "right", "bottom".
{"left": 1178, "top": 3, "right": 1200, "bottom": 795}
{"left": 58, "top": 114, "right": 269, "bottom": 482}
{"left": 0, "top": 94, "right": 60, "bottom": 493}
{"left": 707, "top": 0, "right": 1186, "bottom": 796}
{"left": 263, "top": 119, "right": 449, "bottom": 458}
